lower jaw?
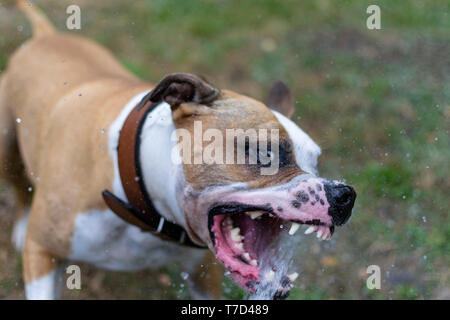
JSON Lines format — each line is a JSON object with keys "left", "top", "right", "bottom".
{"left": 212, "top": 215, "right": 259, "bottom": 286}
{"left": 211, "top": 213, "right": 282, "bottom": 292}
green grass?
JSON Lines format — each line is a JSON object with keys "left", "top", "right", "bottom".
{"left": 0, "top": 0, "right": 448, "bottom": 299}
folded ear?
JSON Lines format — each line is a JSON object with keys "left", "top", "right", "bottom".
{"left": 149, "top": 73, "right": 220, "bottom": 109}
{"left": 266, "top": 80, "right": 294, "bottom": 119}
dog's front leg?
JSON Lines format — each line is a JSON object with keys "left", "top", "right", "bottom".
{"left": 22, "top": 238, "right": 64, "bottom": 300}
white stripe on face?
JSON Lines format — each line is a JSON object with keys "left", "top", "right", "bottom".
{"left": 271, "top": 110, "right": 321, "bottom": 175}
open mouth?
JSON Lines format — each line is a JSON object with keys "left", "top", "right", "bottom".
{"left": 208, "top": 202, "right": 335, "bottom": 299}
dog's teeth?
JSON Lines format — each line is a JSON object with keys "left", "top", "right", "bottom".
{"left": 230, "top": 228, "right": 241, "bottom": 241}
{"left": 236, "top": 242, "right": 244, "bottom": 251}
{"left": 250, "top": 259, "right": 258, "bottom": 266}
{"left": 321, "top": 233, "right": 328, "bottom": 240}
{"left": 288, "top": 223, "right": 301, "bottom": 235}
{"left": 243, "top": 252, "right": 251, "bottom": 261}
{"left": 317, "top": 230, "right": 323, "bottom": 239}
{"left": 249, "top": 211, "right": 263, "bottom": 219}
{"left": 304, "top": 226, "right": 315, "bottom": 234}
{"left": 264, "top": 270, "right": 275, "bottom": 281}
{"left": 230, "top": 227, "right": 240, "bottom": 235}
{"left": 287, "top": 272, "right": 299, "bottom": 282}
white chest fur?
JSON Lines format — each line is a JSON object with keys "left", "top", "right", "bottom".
{"left": 68, "top": 92, "right": 203, "bottom": 271}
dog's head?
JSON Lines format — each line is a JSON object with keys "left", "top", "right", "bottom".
{"left": 149, "top": 73, "right": 356, "bottom": 297}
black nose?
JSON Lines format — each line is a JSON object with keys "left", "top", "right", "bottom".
{"left": 324, "top": 183, "right": 356, "bottom": 226}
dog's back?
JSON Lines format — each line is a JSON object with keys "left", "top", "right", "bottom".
{"left": 4, "top": 1, "right": 145, "bottom": 176}
{"left": 0, "top": 1, "right": 153, "bottom": 258}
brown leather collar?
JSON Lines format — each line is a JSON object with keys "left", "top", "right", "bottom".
{"left": 102, "top": 94, "right": 206, "bottom": 249}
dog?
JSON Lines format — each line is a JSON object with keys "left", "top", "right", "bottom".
{"left": 0, "top": 1, "right": 356, "bottom": 299}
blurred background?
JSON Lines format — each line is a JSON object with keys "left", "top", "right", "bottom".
{"left": 0, "top": 0, "right": 448, "bottom": 299}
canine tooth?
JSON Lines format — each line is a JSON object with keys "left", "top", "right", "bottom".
{"left": 321, "top": 233, "right": 328, "bottom": 240}
{"left": 250, "top": 259, "right": 258, "bottom": 266}
{"left": 264, "top": 270, "right": 275, "bottom": 281}
{"left": 243, "top": 252, "right": 251, "bottom": 261}
{"left": 317, "top": 230, "right": 323, "bottom": 239}
{"left": 304, "top": 226, "right": 315, "bottom": 234}
{"left": 250, "top": 212, "right": 263, "bottom": 219}
{"left": 289, "top": 223, "right": 301, "bottom": 235}
{"left": 235, "top": 242, "right": 244, "bottom": 251}
{"left": 287, "top": 272, "right": 299, "bottom": 282}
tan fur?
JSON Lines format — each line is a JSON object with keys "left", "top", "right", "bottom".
{"left": 174, "top": 90, "right": 303, "bottom": 191}
{"left": 1, "top": 8, "right": 154, "bottom": 282}
{"left": 15, "top": 0, "right": 56, "bottom": 38}
{"left": 2, "top": 2, "right": 297, "bottom": 298}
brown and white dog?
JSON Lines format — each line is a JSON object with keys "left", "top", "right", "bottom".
{"left": 0, "top": 1, "right": 356, "bottom": 299}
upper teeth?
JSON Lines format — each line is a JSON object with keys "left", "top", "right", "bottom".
{"left": 317, "top": 230, "right": 323, "bottom": 239}
{"left": 248, "top": 211, "right": 264, "bottom": 219}
{"left": 289, "top": 223, "right": 301, "bottom": 235}
{"left": 304, "top": 226, "right": 315, "bottom": 234}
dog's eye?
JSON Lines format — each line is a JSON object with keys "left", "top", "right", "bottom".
{"left": 244, "top": 140, "right": 292, "bottom": 168}
{"left": 257, "top": 150, "right": 273, "bottom": 167}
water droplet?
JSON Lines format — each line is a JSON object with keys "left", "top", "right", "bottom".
{"left": 422, "top": 216, "right": 427, "bottom": 223}
{"left": 180, "top": 272, "right": 189, "bottom": 280}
